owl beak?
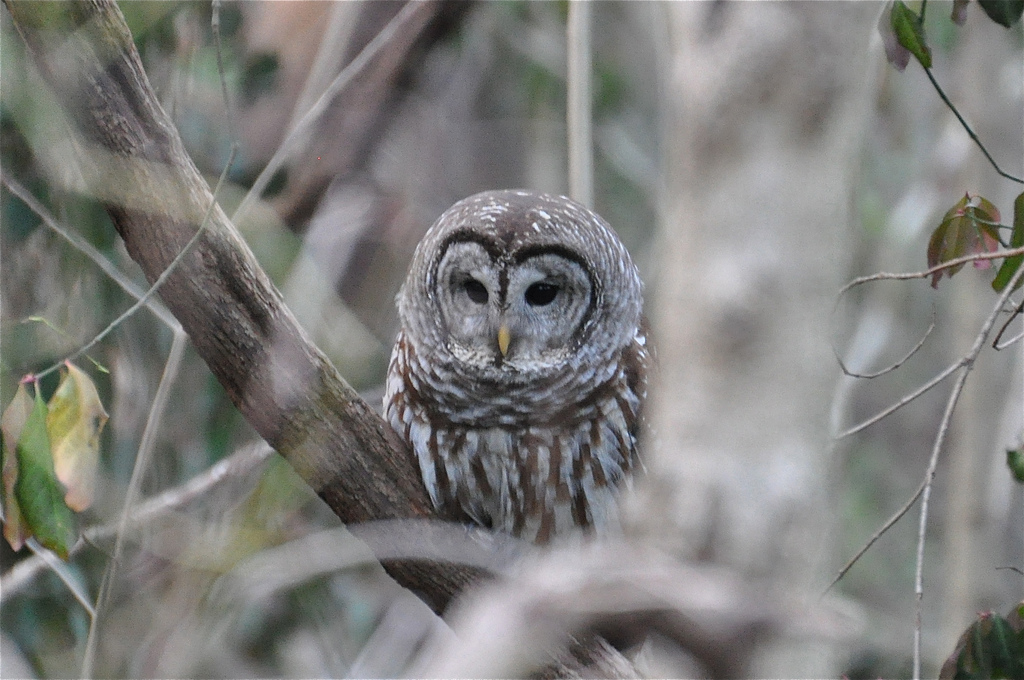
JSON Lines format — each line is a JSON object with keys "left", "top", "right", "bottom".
{"left": 497, "top": 325, "right": 511, "bottom": 357}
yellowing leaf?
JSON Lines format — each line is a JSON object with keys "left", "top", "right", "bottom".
{"left": 47, "top": 363, "right": 107, "bottom": 512}
{"left": 1, "top": 383, "right": 33, "bottom": 551}
{"left": 15, "top": 385, "right": 76, "bottom": 559}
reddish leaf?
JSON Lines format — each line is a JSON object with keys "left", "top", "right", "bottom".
{"left": 927, "top": 193, "right": 1002, "bottom": 287}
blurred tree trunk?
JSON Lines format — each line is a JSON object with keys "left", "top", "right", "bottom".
{"left": 642, "top": 3, "right": 879, "bottom": 674}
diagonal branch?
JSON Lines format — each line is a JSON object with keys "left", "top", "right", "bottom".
{"left": 3, "top": 0, "right": 476, "bottom": 614}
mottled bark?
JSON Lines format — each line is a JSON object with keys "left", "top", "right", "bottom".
{"left": 644, "top": 2, "right": 878, "bottom": 675}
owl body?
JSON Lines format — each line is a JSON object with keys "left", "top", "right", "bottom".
{"left": 384, "top": 190, "right": 648, "bottom": 543}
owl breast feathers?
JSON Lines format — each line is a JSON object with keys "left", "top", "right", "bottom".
{"left": 384, "top": 189, "right": 649, "bottom": 544}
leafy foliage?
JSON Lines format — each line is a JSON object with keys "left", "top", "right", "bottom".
{"left": 46, "top": 363, "right": 108, "bottom": 512}
{"left": 927, "top": 194, "right": 1001, "bottom": 288}
{"left": 890, "top": 1, "right": 932, "bottom": 69}
{"left": 3, "top": 382, "right": 77, "bottom": 558}
{"left": 1, "top": 383, "right": 33, "bottom": 551}
{"left": 991, "top": 192, "right": 1024, "bottom": 292}
{"left": 1006, "top": 448, "right": 1024, "bottom": 483}
{"left": 978, "top": 0, "right": 1024, "bottom": 27}
{"left": 940, "top": 604, "right": 1024, "bottom": 679}
{"left": 0, "top": 364, "right": 106, "bottom": 558}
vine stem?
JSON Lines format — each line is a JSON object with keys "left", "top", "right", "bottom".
{"left": 922, "top": 66, "right": 1024, "bottom": 185}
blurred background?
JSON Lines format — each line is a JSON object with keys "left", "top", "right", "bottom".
{"left": 1, "top": 1, "right": 1022, "bottom": 677}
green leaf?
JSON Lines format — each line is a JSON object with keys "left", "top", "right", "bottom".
{"left": 987, "top": 615, "right": 1021, "bottom": 677}
{"left": 928, "top": 193, "right": 1002, "bottom": 287}
{"left": 1, "top": 383, "right": 33, "bottom": 551}
{"left": 14, "top": 385, "right": 76, "bottom": 559}
{"left": 879, "top": 1, "right": 912, "bottom": 70}
{"left": 993, "top": 192, "right": 1024, "bottom": 292}
{"left": 1008, "top": 449, "right": 1024, "bottom": 484}
{"left": 47, "top": 363, "right": 107, "bottom": 512}
{"left": 940, "top": 608, "right": 1024, "bottom": 679}
{"left": 979, "top": 0, "right": 1024, "bottom": 27}
{"left": 891, "top": 1, "right": 932, "bottom": 69}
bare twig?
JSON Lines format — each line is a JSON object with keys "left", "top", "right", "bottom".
{"left": 0, "top": 175, "right": 178, "bottom": 329}
{"left": 835, "top": 318, "right": 935, "bottom": 380}
{"left": 1, "top": 442, "right": 275, "bottom": 597}
{"left": 24, "top": 538, "right": 95, "bottom": 618}
{"left": 839, "top": 245, "right": 1024, "bottom": 297}
{"left": 828, "top": 242, "right": 1024, "bottom": 616}
{"left": 995, "top": 329, "right": 1024, "bottom": 351}
{"left": 835, "top": 359, "right": 962, "bottom": 439}
{"left": 911, "top": 260, "right": 1024, "bottom": 677}
{"left": 83, "top": 327, "right": 188, "bottom": 678}
{"left": 992, "top": 299, "right": 1024, "bottom": 350}
{"left": 231, "top": 1, "right": 432, "bottom": 226}
{"left": 823, "top": 474, "right": 928, "bottom": 596}
{"left": 32, "top": 145, "right": 237, "bottom": 381}
{"left": 831, "top": 249, "right": 1024, "bottom": 677}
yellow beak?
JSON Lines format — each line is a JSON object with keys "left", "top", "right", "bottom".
{"left": 497, "top": 325, "right": 511, "bottom": 357}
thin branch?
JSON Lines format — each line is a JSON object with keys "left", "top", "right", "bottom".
{"left": 911, "top": 258, "right": 1024, "bottom": 679}
{"left": 834, "top": 359, "right": 962, "bottom": 439}
{"left": 839, "top": 244, "right": 1024, "bottom": 297}
{"left": 995, "top": 329, "right": 1024, "bottom": 350}
{"left": 922, "top": 66, "right": 1024, "bottom": 185}
{"left": 231, "top": 1, "right": 430, "bottom": 226}
{"left": 32, "top": 145, "right": 237, "bottom": 381}
{"left": 835, "top": 318, "right": 935, "bottom": 379}
{"left": 823, "top": 474, "right": 928, "bottom": 596}
{"left": 24, "top": 538, "right": 95, "bottom": 618}
{"left": 828, "top": 246, "right": 1024, "bottom": 604}
{"left": 83, "top": 327, "right": 188, "bottom": 678}
{"left": 996, "top": 566, "right": 1024, "bottom": 577}
{"left": 993, "top": 299, "right": 1024, "bottom": 350}
{"left": 0, "top": 175, "right": 178, "bottom": 330}
{"left": 1, "top": 442, "right": 274, "bottom": 597}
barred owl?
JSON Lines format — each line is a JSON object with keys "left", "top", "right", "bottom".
{"left": 384, "top": 190, "right": 648, "bottom": 544}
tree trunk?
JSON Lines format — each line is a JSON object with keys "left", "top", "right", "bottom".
{"left": 642, "top": 3, "right": 879, "bottom": 674}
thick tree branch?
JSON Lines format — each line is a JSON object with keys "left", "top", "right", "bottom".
{"left": 3, "top": 3, "right": 650, "bottom": 675}
{"left": 3, "top": 0, "right": 476, "bottom": 614}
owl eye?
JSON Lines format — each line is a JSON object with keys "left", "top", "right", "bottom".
{"left": 525, "top": 282, "right": 559, "bottom": 307}
{"left": 463, "top": 278, "right": 489, "bottom": 304}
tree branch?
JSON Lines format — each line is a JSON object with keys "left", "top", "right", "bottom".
{"left": 3, "top": 0, "right": 476, "bottom": 614}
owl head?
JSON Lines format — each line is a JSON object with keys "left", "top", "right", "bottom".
{"left": 397, "top": 190, "right": 642, "bottom": 378}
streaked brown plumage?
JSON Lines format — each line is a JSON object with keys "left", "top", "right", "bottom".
{"left": 384, "top": 190, "right": 648, "bottom": 543}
